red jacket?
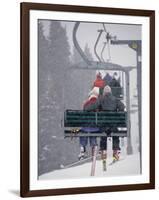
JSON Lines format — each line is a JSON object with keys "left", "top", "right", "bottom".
{"left": 83, "top": 96, "right": 97, "bottom": 110}
{"left": 93, "top": 77, "right": 105, "bottom": 88}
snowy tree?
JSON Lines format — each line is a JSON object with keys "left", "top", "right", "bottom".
{"left": 84, "top": 43, "right": 94, "bottom": 61}
{"left": 38, "top": 21, "right": 51, "bottom": 171}
{"left": 38, "top": 21, "right": 81, "bottom": 175}
{"left": 71, "top": 45, "right": 83, "bottom": 65}
{"left": 38, "top": 21, "right": 50, "bottom": 93}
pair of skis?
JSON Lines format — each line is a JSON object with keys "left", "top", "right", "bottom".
{"left": 91, "top": 147, "right": 123, "bottom": 175}
{"left": 90, "top": 146, "right": 98, "bottom": 176}
{"left": 91, "top": 146, "right": 107, "bottom": 176}
{"left": 62, "top": 146, "right": 99, "bottom": 176}
{"left": 62, "top": 147, "right": 122, "bottom": 176}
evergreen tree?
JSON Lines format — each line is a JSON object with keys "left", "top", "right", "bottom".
{"left": 38, "top": 21, "right": 52, "bottom": 173}
{"left": 71, "top": 45, "right": 83, "bottom": 65}
{"left": 38, "top": 21, "right": 50, "bottom": 92}
{"left": 38, "top": 21, "right": 81, "bottom": 175}
{"left": 84, "top": 43, "right": 94, "bottom": 61}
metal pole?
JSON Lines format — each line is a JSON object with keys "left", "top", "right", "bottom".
{"left": 125, "top": 71, "right": 133, "bottom": 155}
{"left": 136, "top": 50, "right": 142, "bottom": 173}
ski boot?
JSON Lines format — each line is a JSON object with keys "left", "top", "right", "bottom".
{"left": 101, "top": 150, "right": 107, "bottom": 171}
{"left": 78, "top": 146, "right": 88, "bottom": 160}
{"left": 112, "top": 150, "right": 120, "bottom": 163}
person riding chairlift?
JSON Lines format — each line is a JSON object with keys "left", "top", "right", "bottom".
{"left": 109, "top": 72, "right": 121, "bottom": 87}
{"left": 103, "top": 72, "right": 112, "bottom": 86}
{"left": 93, "top": 72, "right": 106, "bottom": 95}
{"left": 78, "top": 87, "right": 100, "bottom": 160}
{"left": 89, "top": 85, "right": 125, "bottom": 163}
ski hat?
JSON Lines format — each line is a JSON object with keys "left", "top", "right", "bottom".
{"left": 103, "top": 85, "right": 112, "bottom": 95}
{"left": 96, "top": 72, "right": 102, "bottom": 79}
{"left": 114, "top": 72, "right": 118, "bottom": 76}
{"left": 113, "top": 72, "right": 118, "bottom": 80}
{"left": 88, "top": 87, "right": 99, "bottom": 97}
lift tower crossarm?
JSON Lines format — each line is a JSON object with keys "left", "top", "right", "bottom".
{"left": 111, "top": 40, "right": 141, "bottom": 53}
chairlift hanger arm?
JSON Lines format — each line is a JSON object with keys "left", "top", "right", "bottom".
{"left": 73, "top": 22, "right": 91, "bottom": 66}
{"left": 101, "top": 42, "right": 107, "bottom": 62}
{"left": 94, "top": 29, "right": 104, "bottom": 62}
{"left": 107, "top": 40, "right": 111, "bottom": 62}
{"left": 102, "top": 23, "right": 113, "bottom": 62}
{"left": 72, "top": 22, "right": 136, "bottom": 71}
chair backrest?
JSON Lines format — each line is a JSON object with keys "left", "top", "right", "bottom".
{"left": 111, "top": 87, "right": 123, "bottom": 100}
{"left": 64, "top": 110, "right": 127, "bottom": 128}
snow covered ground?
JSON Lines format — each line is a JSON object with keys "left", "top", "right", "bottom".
{"left": 39, "top": 153, "right": 140, "bottom": 180}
